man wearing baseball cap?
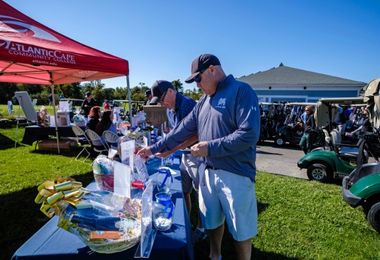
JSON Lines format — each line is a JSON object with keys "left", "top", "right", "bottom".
{"left": 146, "top": 80, "right": 206, "bottom": 242}
{"left": 138, "top": 54, "right": 260, "bottom": 259}
{"left": 149, "top": 80, "right": 174, "bottom": 105}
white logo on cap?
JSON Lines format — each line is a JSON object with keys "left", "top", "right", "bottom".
{"left": 0, "top": 15, "right": 60, "bottom": 43}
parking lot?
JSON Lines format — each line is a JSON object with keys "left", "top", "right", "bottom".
{"left": 256, "top": 141, "right": 307, "bottom": 179}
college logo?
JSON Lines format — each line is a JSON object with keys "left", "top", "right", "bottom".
{"left": 0, "top": 15, "right": 76, "bottom": 65}
{"left": 216, "top": 97, "right": 226, "bottom": 109}
{"left": 0, "top": 15, "right": 60, "bottom": 42}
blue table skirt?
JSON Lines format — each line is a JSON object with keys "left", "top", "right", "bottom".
{"left": 12, "top": 156, "right": 193, "bottom": 260}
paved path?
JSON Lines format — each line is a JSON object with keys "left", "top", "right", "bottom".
{"left": 256, "top": 141, "right": 308, "bottom": 179}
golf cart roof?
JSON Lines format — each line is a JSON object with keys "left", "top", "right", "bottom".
{"left": 286, "top": 102, "right": 317, "bottom": 106}
{"left": 259, "top": 102, "right": 284, "bottom": 105}
{"left": 318, "top": 97, "right": 364, "bottom": 105}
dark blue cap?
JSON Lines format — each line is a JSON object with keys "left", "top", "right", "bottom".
{"left": 185, "top": 54, "right": 221, "bottom": 83}
{"left": 149, "top": 80, "right": 174, "bottom": 105}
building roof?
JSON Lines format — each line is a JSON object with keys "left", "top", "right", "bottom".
{"left": 239, "top": 63, "right": 366, "bottom": 87}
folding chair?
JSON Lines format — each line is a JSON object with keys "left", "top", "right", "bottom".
{"left": 102, "top": 130, "right": 120, "bottom": 149}
{"left": 71, "top": 125, "right": 91, "bottom": 161}
{"left": 85, "top": 129, "right": 109, "bottom": 155}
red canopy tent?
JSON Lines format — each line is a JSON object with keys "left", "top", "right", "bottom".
{"left": 0, "top": 1, "right": 132, "bottom": 153}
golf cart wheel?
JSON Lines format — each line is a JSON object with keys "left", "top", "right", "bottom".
{"left": 307, "top": 163, "right": 332, "bottom": 182}
{"left": 367, "top": 202, "right": 380, "bottom": 233}
{"left": 274, "top": 136, "right": 285, "bottom": 147}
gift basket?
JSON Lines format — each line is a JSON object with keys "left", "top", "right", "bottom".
{"left": 34, "top": 177, "right": 142, "bottom": 254}
{"left": 72, "top": 114, "right": 86, "bottom": 127}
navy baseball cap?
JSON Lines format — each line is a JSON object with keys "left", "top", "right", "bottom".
{"left": 149, "top": 80, "right": 174, "bottom": 105}
{"left": 185, "top": 54, "right": 221, "bottom": 83}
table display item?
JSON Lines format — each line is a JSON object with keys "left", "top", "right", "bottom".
{"left": 143, "top": 105, "right": 168, "bottom": 127}
{"left": 154, "top": 168, "right": 173, "bottom": 193}
{"left": 56, "top": 111, "right": 70, "bottom": 127}
{"left": 93, "top": 155, "right": 114, "bottom": 191}
{"left": 73, "top": 114, "right": 86, "bottom": 127}
{"left": 153, "top": 192, "right": 174, "bottom": 232}
{"left": 34, "top": 177, "right": 142, "bottom": 254}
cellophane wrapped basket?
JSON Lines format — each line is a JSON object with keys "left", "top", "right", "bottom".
{"left": 35, "top": 177, "right": 141, "bottom": 254}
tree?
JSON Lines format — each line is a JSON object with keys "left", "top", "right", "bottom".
{"left": 102, "top": 88, "right": 115, "bottom": 101}
{"left": 0, "top": 83, "right": 18, "bottom": 103}
{"left": 172, "top": 79, "right": 183, "bottom": 93}
{"left": 183, "top": 87, "right": 203, "bottom": 100}
{"left": 59, "top": 83, "right": 82, "bottom": 99}
{"left": 113, "top": 87, "right": 128, "bottom": 100}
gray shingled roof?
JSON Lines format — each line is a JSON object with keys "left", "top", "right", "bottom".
{"left": 239, "top": 64, "right": 366, "bottom": 87}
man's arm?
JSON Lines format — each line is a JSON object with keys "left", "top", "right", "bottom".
{"left": 156, "top": 135, "right": 198, "bottom": 158}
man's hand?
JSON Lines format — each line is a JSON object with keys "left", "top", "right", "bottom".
{"left": 191, "top": 141, "right": 208, "bottom": 157}
{"left": 137, "top": 147, "right": 152, "bottom": 159}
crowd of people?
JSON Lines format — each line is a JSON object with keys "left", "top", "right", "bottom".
{"left": 259, "top": 101, "right": 371, "bottom": 153}
{"left": 32, "top": 53, "right": 373, "bottom": 260}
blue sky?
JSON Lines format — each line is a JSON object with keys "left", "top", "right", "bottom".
{"left": 6, "top": 0, "right": 380, "bottom": 90}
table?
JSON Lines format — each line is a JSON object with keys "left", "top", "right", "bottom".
{"left": 12, "top": 157, "right": 194, "bottom": 260}
{"left": 21, "top": 125, "right": 77, "bottom": 145}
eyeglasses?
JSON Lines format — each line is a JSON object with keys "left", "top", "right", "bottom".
{"left": 193, "top": 68, "right": 208, "bottom": 83}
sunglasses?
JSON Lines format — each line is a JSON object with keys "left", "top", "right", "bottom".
{"left": 160, "top": 90, "right": 168, "bottom": 103}
{"left": 193, "top": 68, "right": 208, "bottom": 83}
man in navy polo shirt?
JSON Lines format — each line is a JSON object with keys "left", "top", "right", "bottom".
{"left": 148, "top": 80, "right": 206, "bottom": 241}
{"left": 138, "top": 54, "right": 260, "bottom": 260}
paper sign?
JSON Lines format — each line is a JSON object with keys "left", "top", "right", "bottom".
{"left": 49, "top": 115, "right": 56, "bottom": 127}
{"left": 59, "top": 101, "right": 70, "bottom": 112}
{"left": 113, "top": 161, "right": 131, "bottom": 198}
{"left": 120, "top": 140, "right": 135, "bottom": 169}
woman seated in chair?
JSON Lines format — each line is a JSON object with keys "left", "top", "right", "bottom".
{"left": 95, "top": 110, "right": 117, "bottom": 137}
{"left": 86, "top": 106, "right": 100, "bottom": 131}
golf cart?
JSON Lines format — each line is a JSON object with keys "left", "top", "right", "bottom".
{"left": 342, "top": 79, "right": 380, "bottom": 233}
{"left": 273, "top": 102, "right": 324, "bottom": 147}
{"left": 259, "top": 102, "right": 285, "bottom": 143}
{"left": 297, "top": 97, "right": 368, "bottom": 182}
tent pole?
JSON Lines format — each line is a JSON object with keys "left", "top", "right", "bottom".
{"left": 126, "top": 75, "right": 132, "bottom": 120}
{"left": 49, "top": 72, "right": 60, "bottom": 154}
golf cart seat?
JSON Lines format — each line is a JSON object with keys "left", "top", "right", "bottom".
{"left": 330, "top": 129, "right": 359, "bottom": 160}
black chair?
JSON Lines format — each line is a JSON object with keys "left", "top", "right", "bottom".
{"left": 85, "top": 129, "right": 109, "bottom": 156}
{"left": 71, "top": 125, "right": 91, "bottom": 161}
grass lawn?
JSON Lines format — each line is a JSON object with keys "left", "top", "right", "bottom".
{"left": 0, "top": 127, "right": 379, "bottom": 259}
{"left": 0, "top": 104, "right": 56, "bottom": 118}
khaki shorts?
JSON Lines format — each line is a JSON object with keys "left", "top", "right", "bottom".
{"left": 198, "top": 166, "right": 258, "bottom": 241}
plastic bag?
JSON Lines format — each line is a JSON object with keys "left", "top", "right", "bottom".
{"left": 134, "top": 155, "right": 149, "bottom": 183}
{"left": 93, "top": 155, "right": 114, "bottom": 191}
